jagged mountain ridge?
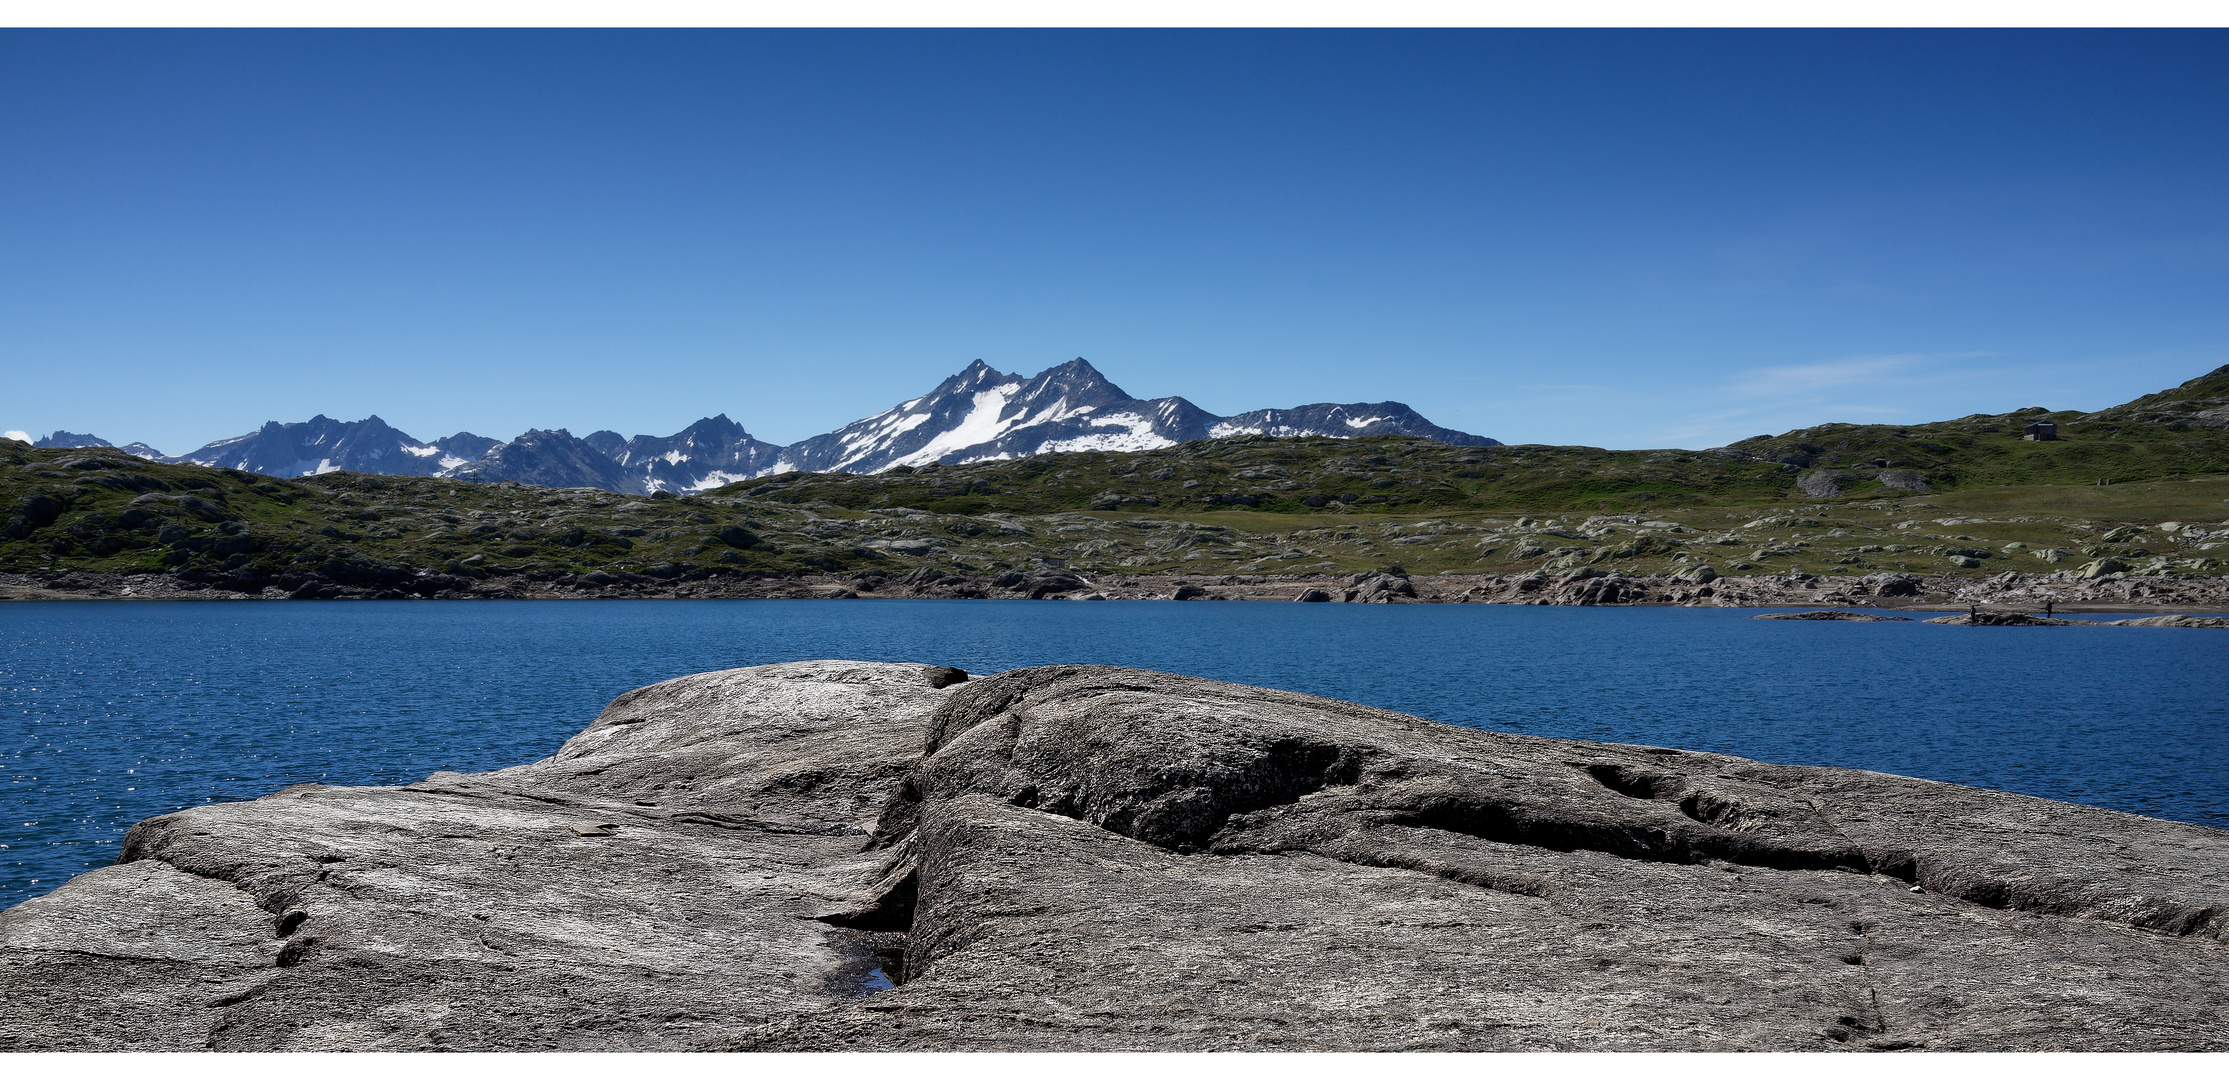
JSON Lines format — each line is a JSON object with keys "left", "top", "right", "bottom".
{"left": 31, "top": 431, "right": 111, "bottom": 450}
{"left": 21, "top": 358, "right": 1497, "bottom": 494}
{"left": 148, "top": 415, "right": 501, "bottom": 479}
{"left": 582, "top": 414, "right": 790, "bottom": 493}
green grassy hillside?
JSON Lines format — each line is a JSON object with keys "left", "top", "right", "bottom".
{"left": 5, "top": 366, "right": 2228, "bottom": 588}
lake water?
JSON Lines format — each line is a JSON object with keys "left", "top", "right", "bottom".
{"left": 5, "top": 599, "right": 2227, "bottom": 910}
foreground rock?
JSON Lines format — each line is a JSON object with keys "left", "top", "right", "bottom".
{"left": 5, "top": 662, "right": 2228, "bottom": 1050}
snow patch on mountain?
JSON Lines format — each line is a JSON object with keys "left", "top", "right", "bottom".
{"left": 888, "top": 384, "right": 1023, "bottom": 469}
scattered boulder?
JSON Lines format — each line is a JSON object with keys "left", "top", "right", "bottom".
{"left": 1025, "top": 574, "right": 1088, "bottom": 599}
{"left": 1857, "top": 573, "right": 1924, "bottom": 597}
{"left": 1294, "top": 588, "right": 1333, "bottom": 602}
{"left": 1794, "top": 470, "right": 1846, "bottom": 498}
{"left": 1343, "top": 573, "right": 1418, "bottom": 603}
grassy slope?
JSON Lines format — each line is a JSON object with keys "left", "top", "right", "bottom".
{"left": 6, "top": 366, "right": 2228, "bottom": 586}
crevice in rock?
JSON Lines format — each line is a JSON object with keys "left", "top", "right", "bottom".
{"left": 1805, "top": 796, "right": 2225, "bottom": 945}
{"left": 1295, "top": 840, "right": 1557, "bottom": 899}
{"left": 816, "top": 848, "right": 918, "bottom": 997}
{"left": 1580, "top": 762, "right": 1786, "bottom": 832}
{"left": 1368, "top": 793, "right": 1865, "bottom": 875}
{"left": 820, "top": 928, "right": 910, "bottom": 997}
{"left": 1845, "top": 918, "right": 1891, "bottom": 1041}
{"left": 817, "top": 866, "right": 918, "bottom": 933}
{"left": 273, "top": 935, "right": 321, "bottom": 968}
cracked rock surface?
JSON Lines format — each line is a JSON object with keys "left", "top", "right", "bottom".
{"left": 4, "top": 661, "right": 2227, "bottom": 1050}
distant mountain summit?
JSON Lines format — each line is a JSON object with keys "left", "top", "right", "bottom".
{"left": 784, "top": 359, "right": 1213, "bottom": 474}
{"left": 783, "top": 358, "right": 1494, "bottom": 476}
{"left": 594, "top": 414, "right": 789, "bottom": 492}
{"left": 32, "top": 431, "right": 112, "bottom": 450}
{"left": 448, "top": 428, "right": 628, "bottom": 490}
{"left": 157, "top": 415, "right": 498, "bottom": 479}
{"left": 41, "top": 358, "right": 1497, "bottom": 494}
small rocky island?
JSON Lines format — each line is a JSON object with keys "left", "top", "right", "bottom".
{"left": 4, "top": 662, "right": 2225, "bottom": 1051}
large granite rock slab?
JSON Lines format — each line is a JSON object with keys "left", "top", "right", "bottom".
{"left": 4, "top": 661, "right": 2225, "bottom": 1051}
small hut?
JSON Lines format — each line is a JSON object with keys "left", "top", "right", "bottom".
{"left": 2023, "top": 421, "right": 2059, "bottom": 441}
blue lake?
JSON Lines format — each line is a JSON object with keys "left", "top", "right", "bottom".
{"left": 5, "top": 598, "right": 2227, "bottom": 910}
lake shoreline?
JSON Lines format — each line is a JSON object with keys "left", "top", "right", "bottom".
{"left": 7, "top": 567, "right": 2229, "bottom": 614}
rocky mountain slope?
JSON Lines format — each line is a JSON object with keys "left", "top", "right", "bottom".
{"left": 23, "top": 358, "right": 1496, "bottom": 495}
{"left": 4, "top": 661, "right": 2223, "bottom": 1050}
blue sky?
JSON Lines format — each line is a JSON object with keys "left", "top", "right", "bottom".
{"left": 3, "top": 29, "right": 2224, "bottom": 454}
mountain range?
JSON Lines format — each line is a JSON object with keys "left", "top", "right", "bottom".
{"left": 23, "top": 358, "right": 1495, "bottom": 495}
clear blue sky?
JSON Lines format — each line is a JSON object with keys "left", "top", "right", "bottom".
{"left": 3, "top": 29, "right": 2224, "bottom": 454}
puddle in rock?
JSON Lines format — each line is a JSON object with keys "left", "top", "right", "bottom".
{"left": 823, "top": 928, "right": 908, "bottom": 997}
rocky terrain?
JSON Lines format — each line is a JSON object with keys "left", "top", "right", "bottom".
{"left": 8, "top": 368, "right": 2229, "bottom": 606}
{"left": 3, "top": 661, "right": 2224, "bottom": 1050}
{"left": 9, "top": 565, "right": 2229, "bottom": 615}
{"left": 6, "top": 436, "right": 2229, "bottom": 599}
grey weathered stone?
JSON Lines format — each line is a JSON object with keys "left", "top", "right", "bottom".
{"left": 1921, "top": 612, "right": 2086, "bottom": 626}
{"left": 2107, "top": 614, "right": 2229, "bottom": 628}
{"left": 5, "top": 661, "right": 2228, "bottom": 1051}
{"left": 1795, "top": 470, "right": 1846, "bottom": 498}
{"left": 1339, "top": 572, "right": 1418, "bottom": 603}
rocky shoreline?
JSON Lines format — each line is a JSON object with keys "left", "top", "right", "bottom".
{"left": 7, "top": 566, "right": 2229, "bottom": 613}
{"left": 5, "top": 661, "right": 2225, "bottom": 1050}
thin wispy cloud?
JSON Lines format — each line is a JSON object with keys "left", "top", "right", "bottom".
{"left": 1658, "top": 353, "right": 2009, "bottom": 448}
{"left": 1730, "top": 355, "right": 1947, "bottom": 399}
